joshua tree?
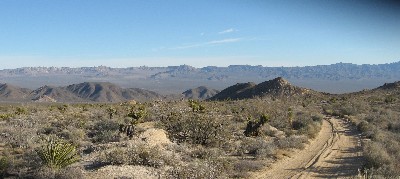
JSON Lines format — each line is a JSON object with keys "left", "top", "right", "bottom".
{"left": 106, "top": 107, "right": 117, "bottom": 119}
{"left": 188, "top": 100, "right": 205, "bottom": 112}
{"left": 244, "top": 114, "right": 270, "bottom": 137}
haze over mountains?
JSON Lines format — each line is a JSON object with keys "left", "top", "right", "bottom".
{"left": 0, "top": 62, "right": 399, "bottom": 95}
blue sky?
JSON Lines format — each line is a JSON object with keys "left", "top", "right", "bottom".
{"left": 0, "top": 0, "right": 399, "bottom": 68}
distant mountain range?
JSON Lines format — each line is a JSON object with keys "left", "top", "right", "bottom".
{"left": 1, "top": 77, "right": 399, "bottom": 103}
{"left": 0, "top": 61, "right": 399, "bottom": 94}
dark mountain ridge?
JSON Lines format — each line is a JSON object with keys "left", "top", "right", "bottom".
{"left": 0, "top": 83, "right": 30, "bottom": 101}
{"left": 182, "top": 86, "right": 220, "bottom": 100}
{"left": 211, "top": 77, "right": 313, "bottom": 100}
{"left": 0, "top": 82, "right": 162, "bottom": 103}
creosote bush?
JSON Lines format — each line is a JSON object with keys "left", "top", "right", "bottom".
{"left": 161, "top": 113, "right": 229, "bottom": 147}
{"left": 98, "top": 143, "right": 174, "bottom": 168}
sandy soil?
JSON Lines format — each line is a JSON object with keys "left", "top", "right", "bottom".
{"left": 250, "top": 117, "right": 364, "bottom": 179}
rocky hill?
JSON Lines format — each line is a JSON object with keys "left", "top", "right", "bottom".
{"left": 211, "top": 77, "right": 312, "bottom": 100}
{"left": 377, "top": 81, "right": 400, "bottom": 90}
{"left": 30, "top": 85, "right": 84, "bottom": 102}
{"left": 0, "top": 83, "right": 30, "bottom": 101}
{"left": 66, "top": 82, "right": 162, "bottom": 102}
{"left": 182, "top": 86, "right": 220, "bottom": 100}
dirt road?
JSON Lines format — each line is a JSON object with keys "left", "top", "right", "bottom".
{"left": 251, "top": 117, "right": 364, "bottom": 179}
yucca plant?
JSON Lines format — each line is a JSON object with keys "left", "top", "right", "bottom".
{"left": 37, "top": 138, "right": 79, "bottom": 169}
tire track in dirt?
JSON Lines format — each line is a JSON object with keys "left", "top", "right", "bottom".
{"left": 250, "top": 117, "right": 364, "bottom": 179}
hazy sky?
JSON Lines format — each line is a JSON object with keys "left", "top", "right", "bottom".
{"left": 0, "top": 0, "right": 399, "bottom": 68}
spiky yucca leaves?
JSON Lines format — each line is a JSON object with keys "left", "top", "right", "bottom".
{"left": 37, "top": 138, "right": 79, "bottom": 169}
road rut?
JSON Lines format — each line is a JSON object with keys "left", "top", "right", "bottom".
{"left": 251, "top": 117, "right": 364, "bottom": 179}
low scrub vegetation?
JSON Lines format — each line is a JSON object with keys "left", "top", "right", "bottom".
{"left": 325, "top": 89, "right": 400, "bottom": 178}
{"left": 0, "top": 95, "right": 325, "bottom": 178}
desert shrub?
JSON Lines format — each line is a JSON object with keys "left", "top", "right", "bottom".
{"left": 275, "top": 135, "right": 307, "bottom": 149}
{"left": 15, "top": 107, "right": 27, "bottom": 115}
{"left": 363, "top": 142, "right": 391, "bottom": 169}
{"left": 57, "top": 105, "right": 68, "bottom": 113}
{"left": 161, "top": 113, "right": 229, "bottom": 147}
{"left": 34, "top": 166, "right": 57, "bottom": 179}
{"left": 339, "top": 104, "right": 357, "bottom": 116}
{"left": 33, "top": 166, "right": 84, "bottom": 179}
{"left": 190, "top": 146, "right": 222, "bottom": 160}
{"left": 388, "top": 122, "right": 400, "bottom": 133}
{"left": 88, "top": 119, "right": 120, "bottom": 143}
{"left": 311, "top": 115, "right": 323, "bottom": 122}
{"left": 0, "top": 113, "right": 15, "bottom": 120}
{"left": 126, "top": 105, "right": 148, "bottom": 123}
{"left": 298, "top": 122, "right": 321, "bottom": 139}
{"left": 290, "top": 114, "right": 321, "bottom": 138}
{"left": 233, "top": 160, "right": 265, "bottom": 175}
{"left": 0, "top": 157, "right": 9, "bottom": 177}
{"left": 384, "top": 95, "right": 396, "bottom": 104}
{"left": 166, "top": 159, "right": 225, "bottom": 179}
{"left": 188, "top": 100, "right": 206, "bottom": 112}
{"left": 36, "top": 138, "right": 79, "bottom": 169}
{"left": 54, "top": 166, "right": 84, "bottom": 179}
{"left": 98, "top": 143, "right": 174, "bottom": 168}
{"left": 241, "top": 137, "right": 276, "bottom": 159}
{"left": 357, "top": 120, "right": 379, "bottom": 139}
